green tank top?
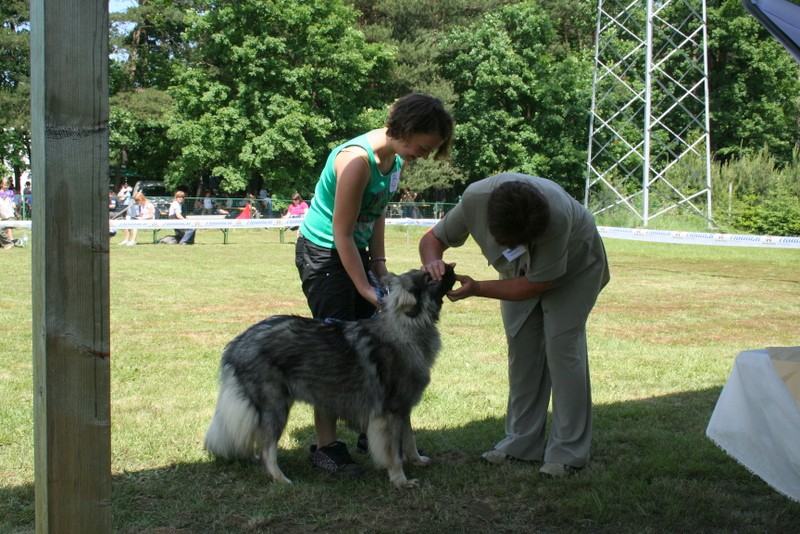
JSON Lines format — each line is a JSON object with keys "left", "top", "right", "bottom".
{"left": 300, "top": 132, "right": 402, "bottom": 249}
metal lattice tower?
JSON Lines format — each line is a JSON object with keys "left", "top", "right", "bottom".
{"left": 585, "top": 0, "right": 713, "bottom": 226}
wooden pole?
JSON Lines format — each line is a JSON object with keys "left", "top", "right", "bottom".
{"left": 29, "top": 1, "right": 112, "bottom": 532}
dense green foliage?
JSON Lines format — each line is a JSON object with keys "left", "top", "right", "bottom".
{"left": 707, "top": 0, "right": 800, "bottom": 164}
{"left": 0, "top": 0, "right": 30, "bottom": 184}
{"left": 712, "top": 148, "right": 800, "bottom": 236}
{"left": 2, "top": 0, "right": 799, "bottom": 228}
{"left": 164, "top": 0, "right": 395, "bottom": 196}
{"left": 438, "top": 1, "right": 591, "bottom": 196}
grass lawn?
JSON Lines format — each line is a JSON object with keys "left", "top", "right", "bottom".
{"left": 1, "top": 225, "right": 799, "bottom": 533}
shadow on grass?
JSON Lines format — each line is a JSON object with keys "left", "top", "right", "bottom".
{"left": 4, "top": 387, "right": 800, "bottom": 533}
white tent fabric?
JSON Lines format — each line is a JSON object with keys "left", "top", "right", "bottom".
{"left": 707, "top": 347, "right": 800, "bottom": 502}
{"left": 743, "top": 0, "right": 800, "bottom": 64}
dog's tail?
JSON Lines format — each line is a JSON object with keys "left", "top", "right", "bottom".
{"left": 204, "top": 366, "right": 259, "bottom": 460}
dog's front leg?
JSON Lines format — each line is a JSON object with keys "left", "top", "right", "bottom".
{"left": 401, "top": 416, "right": 430, "bottom": 467}
{"left": 367, "top": 414, "right": 419, "bottom": 489}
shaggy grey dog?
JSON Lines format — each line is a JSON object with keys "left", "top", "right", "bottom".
{"left": 204, "top": 265, "right": 456, "bottom": 489}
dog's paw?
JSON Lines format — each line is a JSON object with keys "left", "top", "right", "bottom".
{"left": 393, "top": 478, "right": 420, "bottom": 490}
{"left": 261, "top": 462, "right": 292, "bottom": 484}
{"left": 410, "top": 455, "right": 431, "bottom": 467}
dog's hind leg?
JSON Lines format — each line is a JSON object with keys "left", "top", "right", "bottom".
{"left": 401, "top": 416, "right": 430, "bottom": 467}
{"left": 256, "top": 400, "right": 292, "bottom": 484}
{"left": 260, "top": 440, "right": 291, "bottom": 484}
{"left": 368, "top": 414, "right": 418, "bottom": 489}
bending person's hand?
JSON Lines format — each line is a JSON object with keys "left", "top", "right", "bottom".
{"left": 447, "top": 274, "right": 478, "bottom": 302}
{"left": 421, "top": 260, "right": 456, "bottom": 281}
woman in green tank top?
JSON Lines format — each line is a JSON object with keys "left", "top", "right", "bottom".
{"left": 295, "top": 93, "right": 454, "bottom": 477}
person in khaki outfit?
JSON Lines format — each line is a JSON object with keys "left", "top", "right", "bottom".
{"left": 420, "top": 173, "right": 610, "bottom": 478}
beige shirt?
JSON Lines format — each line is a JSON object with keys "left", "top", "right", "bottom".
{"left": 432, "top": 173, "right": 609, "bottom": 338}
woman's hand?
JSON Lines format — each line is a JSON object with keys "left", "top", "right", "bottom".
{"left": 358, "top": 282, "right": 383, "bottom": 309}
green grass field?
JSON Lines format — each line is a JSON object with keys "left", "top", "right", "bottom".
{"left": 1, "top": 226, "right": 799, "bottom": 533}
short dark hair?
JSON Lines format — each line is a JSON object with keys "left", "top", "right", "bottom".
{"left": 487, "top": 181, "right": 550, "bottom": 247}
{"left": 385, "top": 93, "right": 454, "bottom": 159}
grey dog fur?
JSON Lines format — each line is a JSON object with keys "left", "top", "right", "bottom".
{"left": 204, "top": 265, "right": 456, "bottom": 488}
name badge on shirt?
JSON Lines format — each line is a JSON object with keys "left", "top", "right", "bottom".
{"left": 502, "top": 245, "right": 526, "bottom": 262}
{"left": 390, "top": 171, "right": 400, "bottom": 193}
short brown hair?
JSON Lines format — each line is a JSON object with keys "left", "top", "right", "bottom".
{"left": 385, "top": 93, "right": 454, "bottom": 160}
{"left": 487, "top": 181, "right": 550, "bottom": 247}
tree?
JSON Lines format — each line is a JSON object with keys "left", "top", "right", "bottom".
{"left": 0, "top": 0, "right": 31, "bottom": 187}
{"left": 438, "top": 1, "right": 592, "bottom": 196}
{"left": 110, "top": 0, "right": 198, "bottom": 92}
{"left": 349, "top": 0, "right": 516, "bottom": 96}
{"left": 165, "top": 0, "right": 396, "bottom": 196}
{"left": 108, "top": 0, "right": 198, "bottom": 187}
{"left": 707, "top": 0, "right": 800, "bottom": 165}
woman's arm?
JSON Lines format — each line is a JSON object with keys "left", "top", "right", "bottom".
{"left": 332, "top": 150, "right": 380, "bottom": 307}
{"left": 368, "top": 209, "right": 389, "bottom": 280}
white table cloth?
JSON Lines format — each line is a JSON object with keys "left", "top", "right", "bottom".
{"left": 707, "top": 347, "right": 800, "bottom": 502}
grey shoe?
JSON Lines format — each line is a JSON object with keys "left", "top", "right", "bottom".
{"left": 539, "top": 462, "right": 581, "bottom": 478}
{"left": 480, "top": 449, "right": 511, "bottom": 464}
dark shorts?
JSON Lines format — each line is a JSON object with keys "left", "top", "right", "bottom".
{"left": 294, "top": 235, "right": 375, "bottom": 321}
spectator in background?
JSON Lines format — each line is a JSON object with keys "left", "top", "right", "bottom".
{"left": 168, "top": 191, "right": 195, "bottom": 245}
{"left": 121, "top": 192, "right": 155, "bottom": 246}
{"left": 0, "top": 178, "right": 18, "bottom": 246}
{"left": 108, "top": 189, "right": 119, "bottom": 237}
{"left": 23, "top": 181, "right": 32, "bottom": 218}
{"left": 117, "top": 182, "right": 132, "bottom": 212}
{"left": 0, "top": 228, "right": 14, "bottom": 250}
{"left": 12, "top": 189, "right": 23, "bottom": 219}
{"left": 400, "top": 187, "right": 417, "bottom": 218}
{"left": 284, "top": 193, "right": 308, "bottom": 217}
{"left": 119, "top": 190, "right": 141, "bottom": 246}
{"left": 433, "top": 188, "right": 446, "bottom": 219}
{"left": 259, "top": 187, "right": 273, "bottom": 217}
{"left": 109, "top": 189, "right": 118, "bottom": 210}
{"left": 202, "top": 191, "right": 214, "bottom": 215}
{"left": 282, "top": 192, "right": 308, "bottom": 231}
{"left": 237, "top": 194, "right": 259, "bottom": 219}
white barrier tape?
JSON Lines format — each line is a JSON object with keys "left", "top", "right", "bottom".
{"left": 2, "top": 217, "right": 437, "bottom": 230}
{"left": 4, "top": 218, "right": 799, "bottom": 248}
{"left": 597, "top": 226, "right": 800, "bottom": 249}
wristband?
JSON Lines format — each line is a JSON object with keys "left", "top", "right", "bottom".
{"left": 370, "top": 257, "right": 386, "bottom": 263}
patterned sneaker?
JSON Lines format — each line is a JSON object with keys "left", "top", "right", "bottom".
{"left": 309, "top": 441, "right": 363, "bottom": 478}
{"left": 539, "top": 462, "right": 581, "bottom": 479}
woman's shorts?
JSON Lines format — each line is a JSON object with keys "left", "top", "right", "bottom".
{"left": 294, "top": 235, "right": 374, "bottom": 321}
